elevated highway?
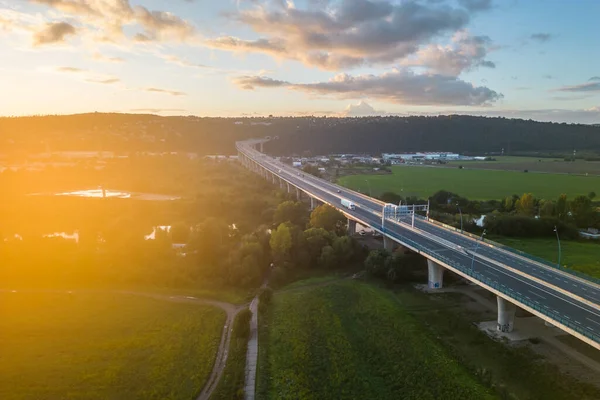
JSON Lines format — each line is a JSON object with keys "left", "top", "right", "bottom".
{"left": 237, "top": 140, "right": 600, "bottom": 350}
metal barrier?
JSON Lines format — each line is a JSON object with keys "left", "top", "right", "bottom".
{"left": 380, "top": 225, "right": 600, "bottom": 344}
{"left": 417, "top": 215, "right": 600, "bottom": 286}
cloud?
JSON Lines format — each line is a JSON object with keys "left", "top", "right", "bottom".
{"left": 590, "top": 76, "right": 600, "bottom": 81}
{"left": 343, "top": 101, "right": 385, "bottom": 116}
{"left": 458, "top": 0, "right": 493, "bottom": 12}
{"left": 543, "top": 75, "right": 553, "bottom": 79}
{"left": 555, "top": 81, "right": 600, "bottom": 93}
{"left": 401, "top": 31, "right": 495, "bottom": 76}
{"left": 530, "top": 33, "right": 552, "bottom": 43}
{"left": 56, "top": 66, "right": 85, "bottom": 73}
{"left": 30, "top": 0, "right": 197, "bottom": 44}
{"left": 234, "top": 69, "right": 502, "bottom": 106}
{"left": 133, "top": 6, "right": 196, "bottom": 41}
{"left": 144, "top": 87, "right": 187, "bottom": 96}
{"left": 92, "top": 52, "right": 125, "bottom": 63}
{"left": 32, "top": 21, "right": 76, "bottom": 46}
{"left": 160, "top": 54, "right": 211, "bottom": 69}
{"left": 54, "top": 65, "right": 120, "bottom": 85}
{"left": 85, "top": 77, "right": 120, "bottom": 84}
{"left": 209, "top": 0, "right": 478, "bottom": 70}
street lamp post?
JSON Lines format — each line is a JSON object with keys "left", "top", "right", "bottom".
{"left": 365, "top": 179, "right": 372, "bottom": 197}
{"left": 554, "top": 226, "right": 562, "bottom": 268}
{"left": 456, "top": 203, "right": 463, "bottom": 234}
{"left": 470, "top": 229, "right": 487, "bottom": 271}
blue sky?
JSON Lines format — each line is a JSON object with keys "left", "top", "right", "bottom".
{"left": 0, "top": 0, "right": 598, "bottom": 122}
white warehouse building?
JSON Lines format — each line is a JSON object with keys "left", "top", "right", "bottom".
{"left": 382, "top": 152, "right": 460, "bottom": 161}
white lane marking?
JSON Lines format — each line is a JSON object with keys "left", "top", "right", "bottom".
{"left": 465, "top": 253, "right": 600, "bottom": 319}
{"left": 587, "top": 318, "right": 600, "bottom": 327}
{"left": 529, "top": 290, "right": 547, "bottom": 300}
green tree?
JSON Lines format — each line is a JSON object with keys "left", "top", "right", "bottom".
{"left": 318, "top": 245, "right": 338, "bottom": 269}
{"left": 332, "top": 235, "right": 355, "bottom": 265}
{"left": 170, "top": 223, "right": 190, "bottom": 244}
{"left": 539, "top": 200, "right": 556, "bottom": 217}
{"left": 273, "top": 201, "right": 308, "bottom": 227}
{"left": 516, "top": 193, "right": 534, "bottom": 216}
{"left": 270, "top": 223, "right": 293, "bottom": 263}
{"left": 589, "top": 191, "right": 597, "bottom": 200}
{"left": 570, "top": 195, "right": 593, "bottom": 228}
{"left": 309, "top": 204, "right": 346, "bottom": 234}
{"left": 365, "top": 249, "right": 392, "bottom": 277}
{"left": 304, "top": 228, "right": 334, "bottom": 265}
{"left": 302, "top": 164, "right": 321, "bottom": 178}
{"left": 503, "top": 196, "right": 514, "bottom": 212}
{"left": 556, "top": 194, "right": 568, "bottom": 221}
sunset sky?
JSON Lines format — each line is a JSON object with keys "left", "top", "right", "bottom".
{"left": 1, "top": 0, "right": 599, "bottom": 122}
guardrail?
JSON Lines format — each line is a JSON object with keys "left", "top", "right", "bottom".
{"left": 417, "top": 215, "right": 600, "bottom": 286}
{"left": 380, "top": 224, "right": 600, "bottom": 344}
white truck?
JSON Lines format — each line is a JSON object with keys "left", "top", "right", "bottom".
{"left": 341, "top": 198, "right": 356, "bottom": 210}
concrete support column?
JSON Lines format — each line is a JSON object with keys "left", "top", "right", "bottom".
{"left": 272, "top": 174, "right": 276, "bottom": 184}
{"left": 347, "top": 219, "right": 357, "bottom": 236}
{"left": 310, "top": 197, "right": 315, "bottom": 210}
{"left": 286, "top": 183, "right": 290, "bottom": 193}
{"left": 296, "top": 188, "right": 301, "bottom": 201}
{"left": 497, "top": 296, "right": 516, "bottom": 333}
{"left": 383, "top": 236, "right": 394, "bottom": 251}
{"left": 260, "top": 143, "right": 264, "bottom": 152}
{"left": 427, "top": 259, "right": 444, "bottom": 289}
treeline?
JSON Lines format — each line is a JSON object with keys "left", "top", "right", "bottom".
{"left": 0, "top": 153, "right": 366, "bottom": 290}
{"left": 2, "top": 113, "right": 600, "bottom": 157}
{"left": 378, "top": 189, "right": 599, "bottom": 238}
{"left": 264, "top": 115, "right": 600, "bottom": 155}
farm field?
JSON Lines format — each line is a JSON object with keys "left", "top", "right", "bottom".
{"left": 446, "top": 156, "right": 600, "bottom": 175}
{"left": 338, "top": 166, "right": 600, "bottom": 200}
{"left": 490, "top": 236, "right": 600, "bottom": 279}
{"left": 0, "top": 291, "right": 225, "bottom": 400}
{"left": 256, "top": 280, "right": 494, "bottom": 400}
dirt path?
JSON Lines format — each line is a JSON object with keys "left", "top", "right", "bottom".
{"left": 1, "top": 288, "right": 247, "bottom": 400}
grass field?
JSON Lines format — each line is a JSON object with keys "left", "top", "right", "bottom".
{"left": 447, "top": 156, "right": 600, "bottom": 175}
{"left": 211, "top": 310, "right": 250, "bottom": 400}
{"left": 338, "top": 166, "right": 600, "bottom": 200}
{"left": 0, "top": 292, "right": 225, "bottom": 400}
{"left": 490, "top": 236, "right": 600, "bottom": 279}
{"left": 256, "top": 280, "right": 494, "bottom": 400}
{"left": 391, "top": 286, "right": 600, "bottom": 400}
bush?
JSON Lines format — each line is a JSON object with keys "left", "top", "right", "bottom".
{"left": 259, "top": 287, "right": 273, "bottom": 306}
{"left": 233, "top": 308, "right": 252, "bottom": 339}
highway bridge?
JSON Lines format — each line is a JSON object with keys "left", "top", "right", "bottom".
{"left": 237, "top": 139, "right": 600, "bottom": 350}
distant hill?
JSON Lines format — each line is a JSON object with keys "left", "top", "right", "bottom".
{"left": 1, "top": 113, "right": 599, "bottom": 157}
{"left": 263, "top": 115, "right": 600, "bottom": 157}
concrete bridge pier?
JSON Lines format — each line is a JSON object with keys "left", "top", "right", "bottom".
{"left": 286, "top": 182, "right": 291, "bottom": 193}
{"left": 347, "top": 219, "right": 357, "bottom": 235}
{"left": 310, "top": 197, "right": 316, "bottom": 210}
{"left": 272, "top": 173, "right": 276, "bottom": 184}
{"left": 383, "top": 236, "right": 395, "bottom": 251}
{"left": 296, "top": 188, "right": 302, "bottom": 201}
{"left": 497, "top": 297, "right": 516, "bottom": 332}
{"left": 427, "top": 259, "right": 444, "bottom": 289}
{"left": 260, "top": 142, "right": 264, "bottom": 152}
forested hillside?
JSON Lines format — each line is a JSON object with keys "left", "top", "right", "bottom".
{"left": 1, "top": 113, "right": 599, "bottom": 156}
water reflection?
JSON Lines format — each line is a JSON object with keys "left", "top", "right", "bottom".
{"left": 55, "top": 189, "right": 131, "bottom": 199}
{"left": 49, "top": 189, "right": 180, "bottom": 201}
{"left": 44, "top": 232, "right": 80, "bottom": 243}
{"left": 145, "top": 226, "right": 171, "bottom": 240}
